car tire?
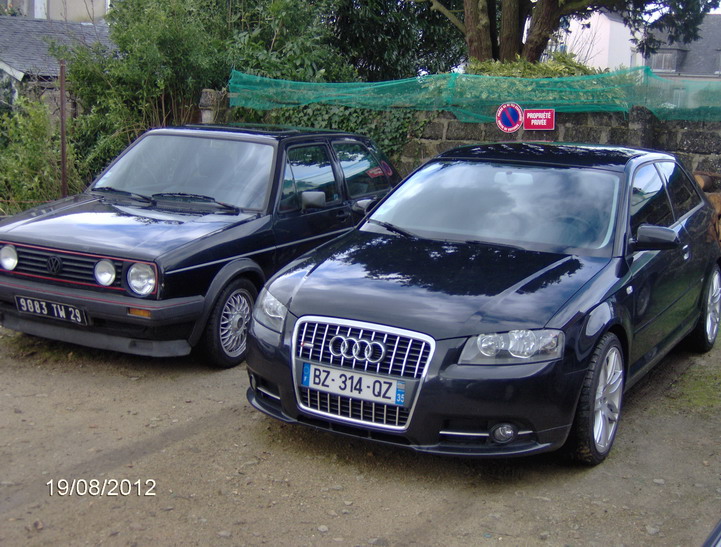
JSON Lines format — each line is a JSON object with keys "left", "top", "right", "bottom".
{"left": 686, "top": 264, "right": 721, "bottom": 353}
{"left": 566, "top": 332, "right": 625, "bottom": 466}
{"left": 203, "top": 278, "right": 257, "bottom": 368}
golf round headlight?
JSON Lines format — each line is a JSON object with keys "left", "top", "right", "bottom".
{"left": 94, "top": 259, "right": 116, "bottom": 286}
{"left": 127, "top": 263, "right": 156, "bottom": 296}
{"left": 0, "top": 245, "right": 18, "bottom": 271}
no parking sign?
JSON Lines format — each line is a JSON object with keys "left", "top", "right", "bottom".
{"left": 496, "top": 102, "right": 524, "bottom": 133}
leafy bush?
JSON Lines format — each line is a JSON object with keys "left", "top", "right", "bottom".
{"left": 262, "top": 104, "right": 426, "bottom": 160}
{"left": 0, "top": 78, "right": 13, "bottom": 115}
{"left": 467, "top": 52, "right": 604, "bottom": 77}
{"left": 59, "top": 0, "right": 357, "bottom": 183}
{"left": 0, "top": 98, "right": 82, "bottom": 215}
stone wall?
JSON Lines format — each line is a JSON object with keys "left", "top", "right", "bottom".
{"left": 396, "top": 108, "right": 721, "bottom": 181}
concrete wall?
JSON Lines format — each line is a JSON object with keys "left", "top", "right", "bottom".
{"left": 5, "top": 0, "right": 108, "bottom": 22}
{"left": 396, "top": 108, "right": 721, "bottom": 179}
{"left": 563, "top": 13, "right": 640, "bottom": 70}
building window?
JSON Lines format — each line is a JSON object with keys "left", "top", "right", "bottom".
{"left": 651, "top": 52, "right": 676, "bottom": 72}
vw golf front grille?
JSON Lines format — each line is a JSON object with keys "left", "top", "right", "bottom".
{"left": 2, "top": 242, "right": 124, "bottom": 289}
{"left": 294, "top": 317, "right": 435, "bottom": 430}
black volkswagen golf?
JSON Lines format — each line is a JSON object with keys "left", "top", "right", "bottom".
{"left": 0, "top": 125, "right": 399, "bottom": 367}
{"left": 246, "top": 143, "right": 721, "bottom": 465}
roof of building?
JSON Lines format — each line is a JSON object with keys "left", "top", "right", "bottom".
{"left": 650, "top": 13, "right": 721, "bottom": 77}
{"left": 0, "top": 15, "right": 111, "bottom": 80}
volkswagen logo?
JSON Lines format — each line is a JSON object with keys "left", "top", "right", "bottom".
{"left": 46, "top": 256, "right": 63, "bottom": 276}
{"left": 329, "top": 335, "right": 386, "bottom": 364}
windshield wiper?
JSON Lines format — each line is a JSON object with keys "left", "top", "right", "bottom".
{"left": 367, "top": 218, "right": 417, "bottom": 238}
{"left": 151, "top": 192, "right": 241, "bottom": 214}
{"left": 460, "top": 239, "right": 527, "bottom": 251}
{"left": 92, "top": 186, "right": 154, "bottom": 204}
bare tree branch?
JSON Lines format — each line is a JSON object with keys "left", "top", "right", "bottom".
{"left": 558, "top": 0, "right": 597, "bottom": 16}
{"left": 409, "top": 0, "right": 466, "bottom": 34}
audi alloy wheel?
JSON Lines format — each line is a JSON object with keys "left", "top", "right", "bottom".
{"left": 566, "top": 332, "right": 625, "bottom": 466}
{"left": 687, "top": 264, "right": 721, "bottom": 353}
{"left": 704, "top": 267, "right": 721, "bottom": 344}
{"left": 592, "top": 344, "right": 624, "bottom": 453}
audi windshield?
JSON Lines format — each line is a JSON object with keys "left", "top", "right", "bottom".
{"left": 362, "top": 161, "right": 622, "bottom": 256}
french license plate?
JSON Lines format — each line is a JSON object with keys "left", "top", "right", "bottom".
{"left": 301, "top": 362, "right": 405, "bottom": 406}
{"left": 15, "top": 296, "right": 87, "bottom": 325}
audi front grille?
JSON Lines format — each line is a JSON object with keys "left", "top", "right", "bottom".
{"left": 293, "top": 317, "right": 435, "bottom": 430}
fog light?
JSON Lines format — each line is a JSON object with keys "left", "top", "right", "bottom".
{"left": 490, "top": 423, "right": 517, "bottom": 444}
{"left": 248, "top": 373, "right": 257, "bottom": 391}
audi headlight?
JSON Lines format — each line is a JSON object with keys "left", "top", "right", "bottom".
{"left": 0, "top": 245, "right": 18, "bottom": 271}
{"left": 459, "top": 329, "right": 564, "bottom": 365}
{"left": 253, "top": 287, "right": 287, "bottom": 332}
{"left": 94, "top": 259, "right": 116, "bottom": 286}
{"left": 127, "top": 263, "right": 156, "bottom": 296}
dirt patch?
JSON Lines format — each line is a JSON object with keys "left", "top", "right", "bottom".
{"left": 0, "top": 328, "right": 719, "bottom": 546}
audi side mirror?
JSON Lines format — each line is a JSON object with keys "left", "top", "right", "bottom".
{"left": 629, "top": 224, "right": 680, "bottom": 253}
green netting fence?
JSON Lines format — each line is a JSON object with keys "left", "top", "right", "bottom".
{"left": 229, "top": 66, "right": 721, "bottom": 123}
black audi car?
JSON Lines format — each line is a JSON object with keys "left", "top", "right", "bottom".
{"left": 246, "top": 142, "right": 721, "bottom": 464}
{"left": 0, "top": 125, "right": 399, "bottom": 367}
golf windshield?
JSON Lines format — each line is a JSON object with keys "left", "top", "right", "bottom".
{"left": 93, "top": 134, "right": 275, "bottom": 210}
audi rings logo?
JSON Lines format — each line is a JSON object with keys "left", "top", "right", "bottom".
{"left": 329, "top": 335, "right": 386, "bottom": 363}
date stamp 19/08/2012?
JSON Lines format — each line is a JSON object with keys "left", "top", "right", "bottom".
{"left": 46, "top": 478, "right": 156, "bottom": 497}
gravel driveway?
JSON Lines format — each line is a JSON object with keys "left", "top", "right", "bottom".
{"left": 0, "top": 326, "right": 719, "bottom": 546}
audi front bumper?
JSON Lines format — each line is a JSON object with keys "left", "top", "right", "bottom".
{"left": 245, "top": 316, "right": 586, "bottom": 458}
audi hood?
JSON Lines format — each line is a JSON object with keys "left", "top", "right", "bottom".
{"left": 265, "top": 230, "right": 610, "bottom": 340}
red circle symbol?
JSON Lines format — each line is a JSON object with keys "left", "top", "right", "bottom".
{"left": 496, "top": 103, "right": 524, "bottom": 133}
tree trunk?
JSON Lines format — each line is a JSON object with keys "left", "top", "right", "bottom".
{"left": 499, "top": 0, "right": 521, "bottom": 61}
{"left": 464, "top": 0, "right": 494, "bottom": 62}
{"left": 487, "top": 0, "right": 499, "bottom": 62}
{"left": 522, "top": 0, "right": 563, "bottom": 62}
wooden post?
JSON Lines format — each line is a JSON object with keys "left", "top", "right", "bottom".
{"left": 60, "top": 60, "right": 68, "bottom": 198}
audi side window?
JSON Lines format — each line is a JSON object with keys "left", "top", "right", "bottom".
{"left": 286, "top": 145, "right": 340, "bottom": 204}
{"left": 332, "top": 141, "right": 391, "bottom": 198}
{"left": 630, "top": 164, "right": 674, "bottom": 233}
{"left": 656, "top": 161, "right": 702, "bottom": 219}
